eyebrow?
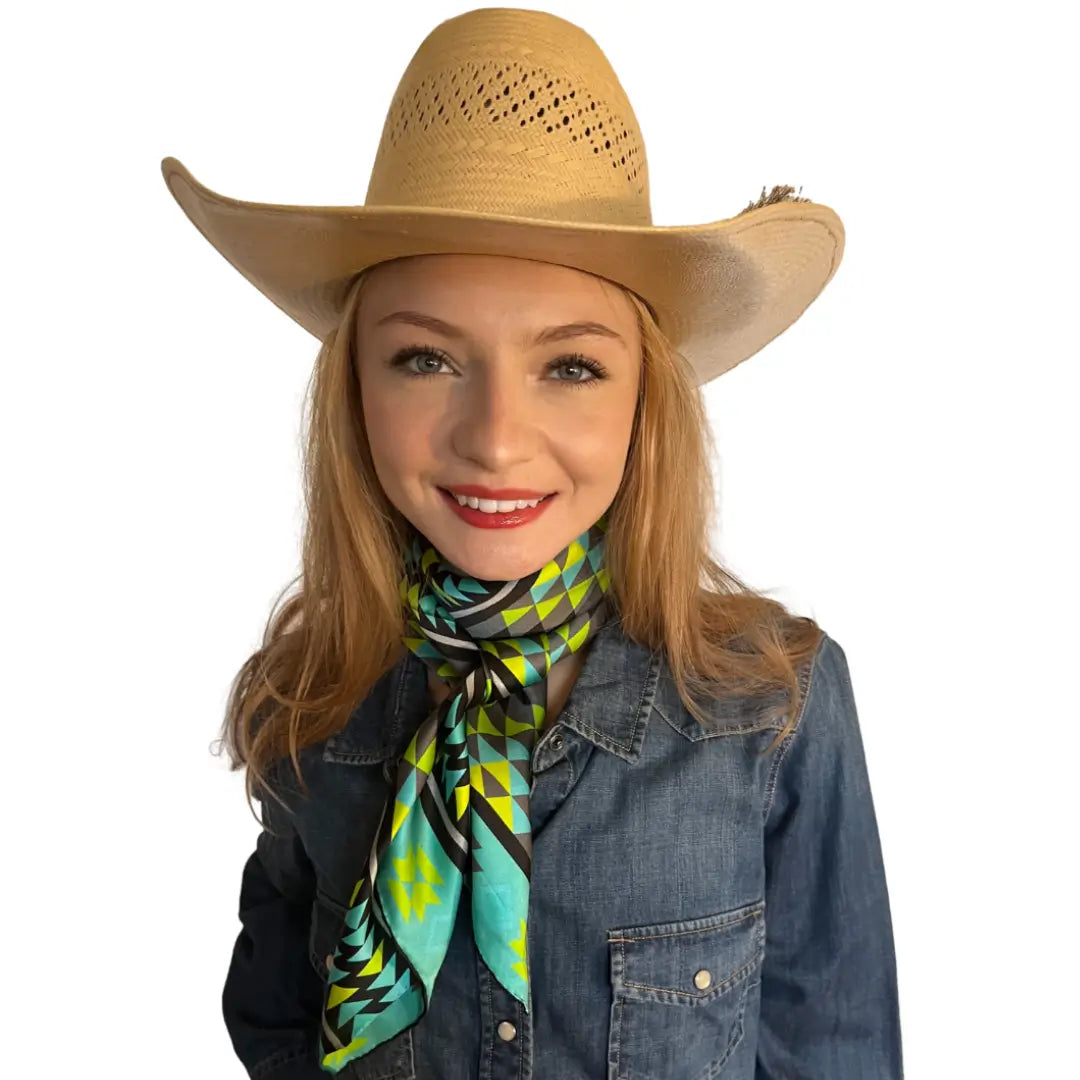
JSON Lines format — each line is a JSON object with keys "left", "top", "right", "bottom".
{"left": 373, "top": 309, "right": 627, "bottom": 348}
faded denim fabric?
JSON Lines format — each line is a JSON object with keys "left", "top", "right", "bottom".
{"left": 222, "top": 616, "right": 903, "bottom": 1079}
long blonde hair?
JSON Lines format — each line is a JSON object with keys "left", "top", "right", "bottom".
{"left": 219, "top": 260, "right": 824, "bottom": 819}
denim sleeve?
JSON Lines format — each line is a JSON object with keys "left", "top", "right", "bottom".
{"left": 755, "top": 634, "right": 904, "bottom": 1079}
{"left": 221, "top": 766, "right": 326, "bottom": 1079}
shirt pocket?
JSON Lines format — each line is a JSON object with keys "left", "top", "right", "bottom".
{"left": 309, "top": 887, "right": 417, "bottom": 1080}
{"left": 606, "top": 898, "right": 764, "bottom": 1080}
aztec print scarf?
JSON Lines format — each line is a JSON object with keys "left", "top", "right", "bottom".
{"left": 318, "top": 513, "right": 613, "bottom": 1072}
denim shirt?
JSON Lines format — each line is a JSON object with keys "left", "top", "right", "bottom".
{"left": 222, "top": 617, "right": 903, "bottom": 1079}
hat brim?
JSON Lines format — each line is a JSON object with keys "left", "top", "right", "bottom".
{"left": 161, "top": 156, "right": 843, "bottom": 386}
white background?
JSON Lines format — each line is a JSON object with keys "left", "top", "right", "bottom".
{"left": 3, "top": 0, "right": 1076, "bottom": 1075}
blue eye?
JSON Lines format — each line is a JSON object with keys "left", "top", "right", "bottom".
{"left": 550, "top": 354, "right": 608, "bottom": 386}
{"left": 388, "top": 346, "right": 609, "bottom": 388}
{"left": 392, "top": 347, "right": 451, "bottom": 378}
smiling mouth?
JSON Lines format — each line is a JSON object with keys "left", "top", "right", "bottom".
{"left": 439, "top": 488, "right": 555, "bottom": 507}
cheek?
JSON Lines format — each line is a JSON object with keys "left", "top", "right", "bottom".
{"left": 361, "top": 386, "right": 423, "bottom": 483}
{"left": 548, "top": 396, "right": 635, "bottom": 477}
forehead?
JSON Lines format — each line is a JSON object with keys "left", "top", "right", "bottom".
{"left": 359, "top": 253, "right": 636, "bottom": 324}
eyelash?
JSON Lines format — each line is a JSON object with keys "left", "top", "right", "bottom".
{"left": 388, "top": 345, "right": 609, "bottom": 389}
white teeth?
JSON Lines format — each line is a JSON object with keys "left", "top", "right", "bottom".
{"left": 451, "top": 494, "right": 545, "bottom": 512}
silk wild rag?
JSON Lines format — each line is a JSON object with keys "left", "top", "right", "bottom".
{"left": 318, "top": 513, "right": 614, "bottom": 1071}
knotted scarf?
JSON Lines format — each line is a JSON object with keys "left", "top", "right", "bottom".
{"left": 318, "top": 513, "right": 613, "bottom": 1071}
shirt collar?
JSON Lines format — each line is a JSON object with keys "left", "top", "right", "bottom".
{"left": 543, "top": 610, "right": 660, "bottom": 763}
{"left": 327, "top": 609, "right": 663, "bottom": 766}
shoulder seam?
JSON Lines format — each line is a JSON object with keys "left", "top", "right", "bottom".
{"left": 760, "top": 630, "right": 830, "bottom": 823}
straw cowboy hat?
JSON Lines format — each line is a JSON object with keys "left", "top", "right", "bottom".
{"left": 160, "top": 6, "right": 845, "bottom": 387}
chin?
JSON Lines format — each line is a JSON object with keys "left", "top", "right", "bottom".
{"left": 433, "top": 535, "right": 557, "bottom": 582}
{"left": 416, "top": 511, "right": 573, "bottom": 582}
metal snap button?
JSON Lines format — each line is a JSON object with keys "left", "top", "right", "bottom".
{"left": 693, "top": 968, "right": 713, "bottom": 990}
{"left": 497, "top": 1020, "right": 517, "bottom": 1041}
{"left": 550, "top": 731, "right": 564, "bottom": 750}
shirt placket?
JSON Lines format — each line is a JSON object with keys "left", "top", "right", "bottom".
{"left": 473, "top": 721, "right": 573, "bottom": 1080}
{"left": 477, "top": 952, "right": 532, "bottom": 1080}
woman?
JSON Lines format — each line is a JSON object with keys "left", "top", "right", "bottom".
{"left": 162, "top": 8, "right": 902, "bottom": 1079}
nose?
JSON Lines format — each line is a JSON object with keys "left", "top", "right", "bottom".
{"left": 449, "top": 364, "right": 538, "bottom": 471}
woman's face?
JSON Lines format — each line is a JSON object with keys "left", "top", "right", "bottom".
{"left": 356, "top": 253, "right": 642, "bottom": 581}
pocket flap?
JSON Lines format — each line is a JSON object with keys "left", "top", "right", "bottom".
{"left": 608, "top": 898, "right": 764, "bottom": 1006}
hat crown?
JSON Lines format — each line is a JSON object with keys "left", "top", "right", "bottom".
{"left": 364, "top": 8, "right": 651, "bottom": 226}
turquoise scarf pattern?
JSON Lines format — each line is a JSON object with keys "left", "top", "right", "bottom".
{"left": 318, "top": 514, "right": 613, "bottom": 1071}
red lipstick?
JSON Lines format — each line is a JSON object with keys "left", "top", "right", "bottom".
{"left": 438, "top": 487, "right": 556, "bottom": 530}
